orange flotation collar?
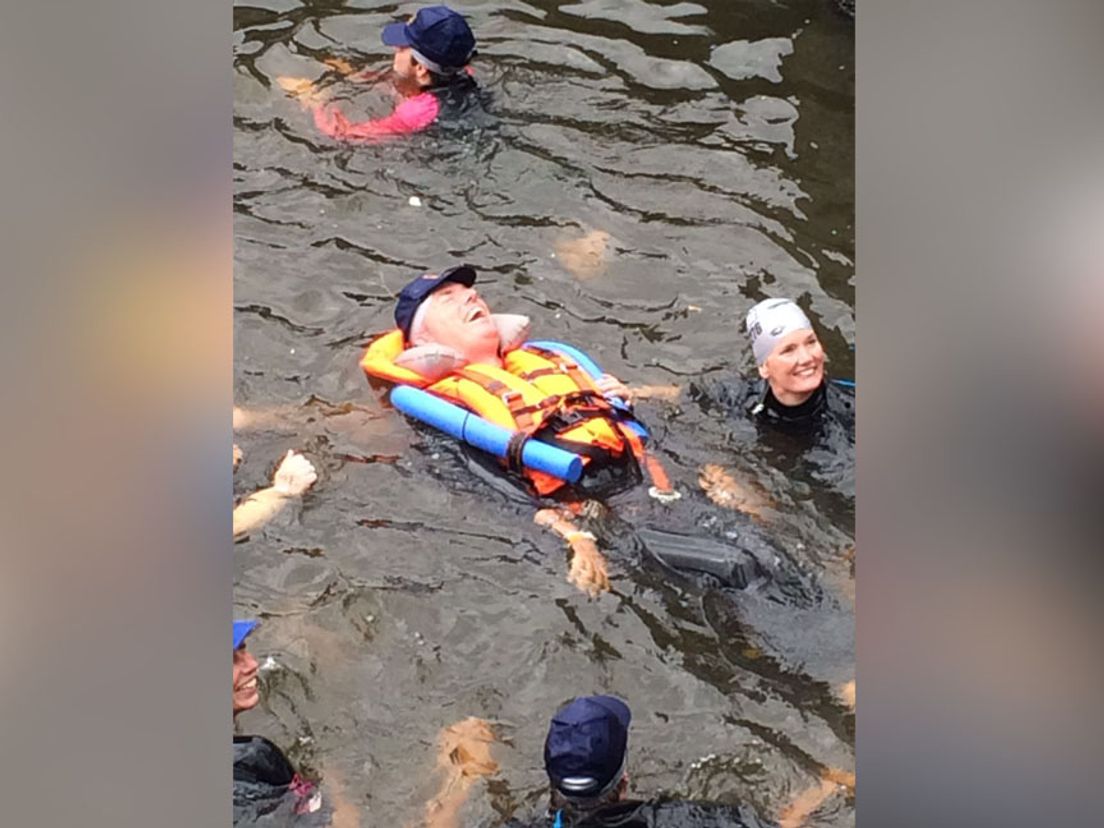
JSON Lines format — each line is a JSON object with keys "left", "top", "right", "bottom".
{"left": 361, "top": 330, "right": 642, "bottom": 496}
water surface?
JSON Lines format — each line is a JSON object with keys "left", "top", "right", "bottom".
{"left": 234, "top": 2, "right": 854, "bottom": 825}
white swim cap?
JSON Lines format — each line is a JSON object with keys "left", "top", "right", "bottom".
{"left": 745, "top": 298, "right": 813, "bottom": 365}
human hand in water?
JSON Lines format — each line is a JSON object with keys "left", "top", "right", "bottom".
{"left": 535, "top": 509, "right": 611, "bottom": 597}
{"left": 625, "top": 384, "right": 682, "bottom": 402}
{"left": 567, "top": 535, "right": 611, "bottom": 598}
{"left": 272, "top": 450, "right": 318, "bottom": 496}
{"left": 595, "top": 373, "right": 630, "bottom": 400}
{"left": 324, "top": 57, "right": 389, "bottom": 84}
{"left": 437, "top": 717, "right": 498, "bottom": 779}
{"left": 699, "top": 463, "right": 771, "bottom": 519}
{"left": 275, "top": 76, "right": 327, "bottom": 107}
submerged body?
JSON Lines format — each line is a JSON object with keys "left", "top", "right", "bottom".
{"left": 234, "top": 735, "right": 326, "bottom": 826}
{"left": 690, "top": 375, "right": 855, "bottom": 517}
{"left": 504, "top": 799, "right": 771, "bottom": 828}
{"left": 311, "top": 70, "right": 489, "bottom": 141}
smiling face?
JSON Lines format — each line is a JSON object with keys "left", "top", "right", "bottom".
{"left": 232, "top": 643, "right": 260, "bottom": 716}
{"left": 758, "top": 328, "right": 825, "bottom": 405}
{"left": 416, "top": 282, "right": 502, "bottom": 364}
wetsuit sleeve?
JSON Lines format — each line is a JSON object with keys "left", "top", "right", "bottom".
{"left": 311, "top": 92, "right": 440, "bottom": 141}
{"left": 689, "top": 372, "right": 754, "bottom": 414}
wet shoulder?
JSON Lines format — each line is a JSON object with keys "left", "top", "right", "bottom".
{"left": 234, "top": 735, "right": 295, "bottom": 785}
{"left": 689, "top": 372, "right": 760, "bottom": 415}
{"left": 393, "top": 92, "right": 441, "bottom": 132}
{"left": 826, "top": 380, "right": 855, "bottom": 425}
{"left": 431, "top": 72, "right": 495, "bottom": 127}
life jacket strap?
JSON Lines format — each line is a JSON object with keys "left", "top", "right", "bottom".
{"left": 618, "top": 422, "right": 675, "bottom": 498}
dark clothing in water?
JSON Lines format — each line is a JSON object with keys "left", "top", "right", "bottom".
{"left": 690, "top": 376, "right": 854, "bottom": 518}
{"left": 505, "top": 798, "right": 772, "bottom": 827}
{"left": 233, "top": 735, "right": 328, "bottom": 826}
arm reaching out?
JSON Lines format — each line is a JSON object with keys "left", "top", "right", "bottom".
{"left": 778, "top": 767, "right": 854, "bottom": 828}
{"left": 233, "top": 450, "right": 318, "bottom": 538}
{"left": 698, "top": 463, "right": 772, "bottom": 519}
{"left": 323, "top": 57, "right": 389, "bottom": 84}
{"left": 624, "top": 384, "right": 681, "bottom": 402}
{"left": 535, "top": 508, "right": 611, "bottom": 597}
{"left": 420, "top": 717, "right": 498, "bottom": 828}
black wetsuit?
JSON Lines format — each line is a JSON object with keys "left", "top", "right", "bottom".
{"left": 690, "top": 376, "right": 854, "bottom": 520}
{"left": 233, "top": 735, "right": 329, "bottom": 826}
{"left": 427, "top": 71, "right": 494, "bottom": 131}
{"left": 504, "top": 799, "right": 771, "bottom": 828}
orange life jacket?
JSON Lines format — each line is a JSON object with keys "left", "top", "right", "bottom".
{"left": 361, "top": 330, "right": 644, "bottom": 496}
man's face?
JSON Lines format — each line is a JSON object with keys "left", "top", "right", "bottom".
{"left": 232, "top": 643, "right": 260, "bottom": 716}
{"left": 419, "top": 282, "right": 501, "bottom": 359}
{"left": 758, "top": 328, "right": 825, "bottom": 397}
{"left": 391, "top": 47, "right": 429, "bottom": 94}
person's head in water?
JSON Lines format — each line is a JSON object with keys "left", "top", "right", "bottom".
{"left": 395, "top": 265, "right": 502, "bottom": 365}
{"left": 544, "top": 695, "right": 632, "bottom": 817}
{"left": 746, "top": 298, "right": 825, "bottom": 406}
{"left": 233, "top": 619, "right": 261, "bottom": 717}
{"left": 381, "top": 6, "right": 476, "bottom": 96}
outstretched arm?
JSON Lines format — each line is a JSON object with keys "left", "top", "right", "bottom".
{"left": 233, "top": 450, "right": 318, "bottom": 538}
{"left": 418, "top": 717, "right": 498, "bottom": 828}
{"left": 778, "top": 767, "right": 854, "bottom": 828}
{"left": 535, "top": 508, "right": 611, "bottom": 598}
{"left": 323, "top": 57, "right": 389, "bottom": 84}
{"left": 698, "top": 463, "right": 772, "bottom": 519}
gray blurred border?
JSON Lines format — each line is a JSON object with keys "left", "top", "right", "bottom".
{"left": 3, "top": 0, "right": 1104, "bottom": 825}
{"left": 0, "top": 0, "right": 231, "bottom": 826}
{"left": 859, "top": 1, "right": 1104, "bottom": 825}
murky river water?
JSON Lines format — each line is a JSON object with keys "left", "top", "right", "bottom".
{"left": 234, "top": 1, "right": 854, "bottom": 825}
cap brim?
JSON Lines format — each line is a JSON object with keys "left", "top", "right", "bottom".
{"left": 439, "top": 265, "right": 476, "bottom": 288}
{"left": 381, "top": 22, "right": 412, "bottom": 47}
{"left": 233, "top": 619, "right": 258, "bottom": 649}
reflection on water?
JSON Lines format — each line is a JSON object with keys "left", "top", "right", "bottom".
{"left": 234, "top": 1, "right": 853, "bottom": 825}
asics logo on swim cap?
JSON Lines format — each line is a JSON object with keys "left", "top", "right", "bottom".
{"left": 770, "top": 325, "right": 785, "bottom": 336}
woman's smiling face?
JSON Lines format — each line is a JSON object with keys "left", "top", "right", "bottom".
{"left": 759, "top": 328, "right": 825, "bottom": 404}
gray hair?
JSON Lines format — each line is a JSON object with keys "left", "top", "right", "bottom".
{"left": 408, "top": 294, "right": 434, "bottom": 345}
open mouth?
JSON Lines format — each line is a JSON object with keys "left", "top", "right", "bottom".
{"left": 794, "top": 365, "right": 820, "bottom": 378}
{"left": 465, "top": 306, "right": 488, "bottom": 323}
{"left": 237, "top": 676, "right": 258, "bottom": 692}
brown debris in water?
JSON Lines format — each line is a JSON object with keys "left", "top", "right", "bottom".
{"left": 554, "top": 229, "right": 612, "bottom": 280}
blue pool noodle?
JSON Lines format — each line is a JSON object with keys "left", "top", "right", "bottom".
{"left": 390, "top": 385, "right": 584, "bottom": 483}
{"left": 524, "top": 340, "right": 649, "bottom": 440}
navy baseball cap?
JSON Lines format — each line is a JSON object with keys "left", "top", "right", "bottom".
{"left": 381, "top": 6, "right": 476, "bottom": 74}
{"left": 394, "top": 265, "right": 477, "bottom": 340}
{"left": 233, "top": 619, "right": 258, "bottom": 649}
{"left": 544, "top": 695, "right": 631, "bottom": 799}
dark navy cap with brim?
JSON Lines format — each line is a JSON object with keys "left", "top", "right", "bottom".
{"left": 544, "top": 695, "right": 632, "bottom": 799}
{"left": 394, "top": 265, "right": 477, "bottom": 340}
{"left": 233, "top": 619, "right": 258, "bottom": 649}
{"left": 381, "top": 6, "right": 476, "bottom": 72}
